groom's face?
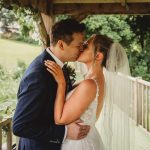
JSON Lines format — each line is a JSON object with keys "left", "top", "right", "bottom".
{"left": 63, "top": 32, "right": 85, "bottom": 61}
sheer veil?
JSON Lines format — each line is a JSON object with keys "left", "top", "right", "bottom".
{"left": 96, "top": 42, "right": 135, "bottom": 150}
{"left": 106, "top": 42, "right": 131, "bottom": 75}
{"left": 74, "top": 42, "right": 135, "bottom": 150}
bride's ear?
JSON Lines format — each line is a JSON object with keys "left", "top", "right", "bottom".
{"left": 95, "top": 52, "right": 103, "bottom": 61}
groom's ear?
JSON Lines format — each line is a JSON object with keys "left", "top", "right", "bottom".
{"left": 58, "top": 40, "right": 64, "bottom": 50}
{"left": 95, "top": 52, "right": 103, "bottom": 61}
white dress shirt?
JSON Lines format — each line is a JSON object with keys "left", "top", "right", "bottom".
{"left": 46, "top": 48, "right": 67, "bottom": 143}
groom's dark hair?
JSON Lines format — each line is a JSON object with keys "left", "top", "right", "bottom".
{"left": 50, "top": 18, "right": 85, "bottom": 45}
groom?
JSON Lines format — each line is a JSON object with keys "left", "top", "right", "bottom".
{"left": 13, "top": 19, "right": 90, "bottom": 150}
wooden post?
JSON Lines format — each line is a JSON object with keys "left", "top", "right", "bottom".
{"left": 0, "top": 125, "right": 2, "bottom": 150}
{"left": 137, "top": 77, "right": 142, "bottom": 125}
{"left": 141, "top": 84, "right": 144, "bottom": 127}
{"left": 147, "top": 86, "right": 150, "bottom": 132}
{"left": 6, "top": 120, "right": 12, "bottom": 150}
{"left": 145, "top": 86, "right": 148, "bottom": 130}
{"left": 133, "top": 79, "right": 138, "bottom": 125}
{"left": 38, "top": 13, "right": 55, "bottom": 49}
{"left": 0, "top": 118, "right": 12, "bottom": 150}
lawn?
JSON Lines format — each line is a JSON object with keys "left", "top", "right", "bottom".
{"left": 0, "top": 38, "right": 42, "bottom": 70}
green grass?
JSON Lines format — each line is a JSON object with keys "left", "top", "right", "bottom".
{"left": 0, "top": 38, "right": 42, "bottom": 70}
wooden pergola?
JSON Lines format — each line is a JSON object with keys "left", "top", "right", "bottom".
{"left": 3, "top": 0, "right": 150, "bottom": 47}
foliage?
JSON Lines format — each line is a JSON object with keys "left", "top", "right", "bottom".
{"left": 0, "top": 8, "right": 17, "bottom": 32}
{"left": 129, "top": 39, "right": 150, "bottom": 81}
{"left": 126, "top": 15, "right": 150, "bottom": 48}
{"left": 83, "top": 15, "right": 134, "bottom": 42}
{"left": 0, "top": 65, "right": 16, "bottom": 104}
{"left": 0, "top": 7, "right": 40, "bottom": 44}
{"left": 81, "top": 15, "right": 150, "bottom": 81}
{"left": 126, "top": 15, "right": 150, "bottom": 81}
{"left": 0, "top": 60, "right": 27, "bottom": 118}
{"left": 12, "top": 60, "right": 27, "bottom": 80}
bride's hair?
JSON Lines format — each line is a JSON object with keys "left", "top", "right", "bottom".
{"left": 93, "top": 34, "right": 113, "bottom": 67}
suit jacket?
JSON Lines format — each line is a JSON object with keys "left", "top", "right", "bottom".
{"left": 13, "top": 49, "right": 65, "bottom": 150}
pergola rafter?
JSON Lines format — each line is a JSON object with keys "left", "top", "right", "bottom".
{"left": 3, "top": 0, "right": 150, "bottom": 15}
{"left": 51, "top": 0, "right": 150, "bottom": 15}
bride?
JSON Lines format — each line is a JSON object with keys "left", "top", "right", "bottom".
{"left": 44, "top": 34, "right": 114, "bottom": 150}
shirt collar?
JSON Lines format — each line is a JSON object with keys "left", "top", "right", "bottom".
{"left": 46, "top": 48, "right": 64, "bottom": 68}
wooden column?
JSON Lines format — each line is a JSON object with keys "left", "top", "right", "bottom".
{"left": 0, "top": 118, "right": 12, "bottom": 150}
{"left": 38, "top": 13, "right": 55, "bottom": 49}
{"left": 6, "top": 120, "right": 12, "bottom": 150}
{"left": 0, "top": 125, "right": 2, "bottom": 150}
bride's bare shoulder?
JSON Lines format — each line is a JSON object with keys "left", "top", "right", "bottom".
{"left": 77, "top": 79, "right": 97, "bottom": 92}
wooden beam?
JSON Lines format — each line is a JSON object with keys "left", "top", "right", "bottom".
{"left": 53, "top": 0, "right": 150, "bottom": 3}
{"left": 120, "top": 0, "right": 126, "bottom": 6}
{"left": 72, "top": 14, "right": 88, "bottom": 21}
{"left": 52, "top": 3, "right": 150, "bottom": 15}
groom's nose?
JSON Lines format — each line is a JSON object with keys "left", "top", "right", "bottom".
{"left": 79, "top": 46, "right": 85, "bottom": 52}
{"left": 80, "top": 49, "right": 84, "bottom": 52}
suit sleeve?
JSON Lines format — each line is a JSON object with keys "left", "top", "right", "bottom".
{"left": 12, "top": 71, "right": 65, "bottom": 143}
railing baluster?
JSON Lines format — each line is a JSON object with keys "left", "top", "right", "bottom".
{"left": 6, "top": 120, "right": 12, "bottom": 150}
{"left": 145, "top": 85, "right": 148, "bottom": 130}
{"left": 148, "top": 87, "right": 150, "bottom": 132}
{"left": 137, "top": 82, "right": 142, "bottom": 125}
{"left": 136, "top": 78, "right": 150, "bottom": 131}
{"left": 0, "top": 125, "right": 2, "bottom": 150}
{"left": 141, "top": 83, "right": 144, "bottom": 126}
{"left": 134, "top": 79, "right": 138, "bottom": 125}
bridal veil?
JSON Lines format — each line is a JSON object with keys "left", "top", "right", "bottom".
{"left": 74, "top": 42, "right": 135, "bottom": 150}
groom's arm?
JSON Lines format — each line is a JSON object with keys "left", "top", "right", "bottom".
{"left": 12, "top": 72, "right": 65, "bottom": 143}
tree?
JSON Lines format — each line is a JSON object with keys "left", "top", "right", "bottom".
{"left": 81, "top": 15, "right": 150, "bottom": 81}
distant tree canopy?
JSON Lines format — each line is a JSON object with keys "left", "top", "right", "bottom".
{"left": 82, "top": 15, "right": 150, "bottom": 81}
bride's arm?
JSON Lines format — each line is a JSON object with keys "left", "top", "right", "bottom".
{"left": 45, "top": 61, "right": 97, "bottom": 125}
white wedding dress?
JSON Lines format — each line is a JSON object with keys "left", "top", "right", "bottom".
{"left": 61, "top": 79, "right": 105, "bottom": 150}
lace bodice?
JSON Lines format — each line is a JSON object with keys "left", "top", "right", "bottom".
{"left": 66, "top": 79, "right": 99, "bottom": 126}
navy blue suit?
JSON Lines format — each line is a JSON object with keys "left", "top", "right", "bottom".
{"left": 13, "top": 50, "right": 65, "bottom": 150}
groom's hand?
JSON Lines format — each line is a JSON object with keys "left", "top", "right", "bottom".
{"left": 66, "top": 119, "right": 90, "bottom": 140}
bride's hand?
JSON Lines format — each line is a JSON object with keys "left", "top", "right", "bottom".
{"left": 44, "top": 60, "right": 66, "bottom": 85}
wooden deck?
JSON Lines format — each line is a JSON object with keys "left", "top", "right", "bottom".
{"left": 135, "top": 126, "right": 150, "bottom": 150}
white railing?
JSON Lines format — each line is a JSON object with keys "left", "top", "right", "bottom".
{"left": 136, "top": 78, "right": 150, "bottom": 131}
{"left": 125, "top": 75, "right": 150, "bottom": 132}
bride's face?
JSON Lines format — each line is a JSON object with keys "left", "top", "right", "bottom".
{"left": 77, "top": 36, "right": 95, "bottom": 63}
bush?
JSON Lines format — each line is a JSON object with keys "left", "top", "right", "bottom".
{"left": 0, "top": 60, "right": 27, "bottom": 117}
{"left": 13, "top": 60, "right": 27, "bottom": 80}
